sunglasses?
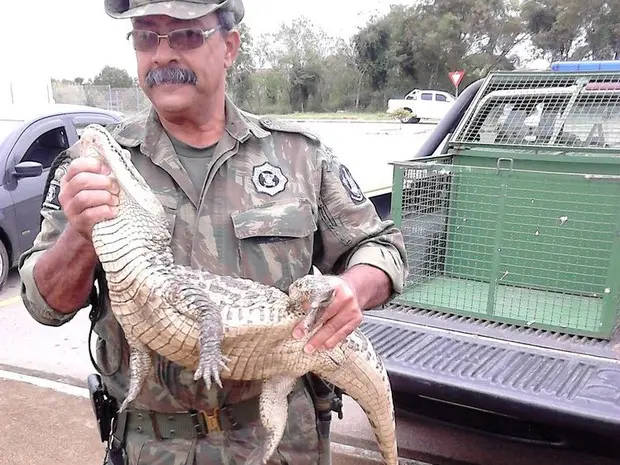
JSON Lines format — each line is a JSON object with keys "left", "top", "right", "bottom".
{"left": 126, "top": 26, "right": 223, "bottom": 52}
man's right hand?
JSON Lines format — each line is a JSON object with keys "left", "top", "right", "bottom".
{"left": 59, "top": 158, "right": 120, "bottom": 241}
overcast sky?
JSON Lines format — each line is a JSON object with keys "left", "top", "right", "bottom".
{"left": 3, "top": 0, "right": 410, "bottom": 81}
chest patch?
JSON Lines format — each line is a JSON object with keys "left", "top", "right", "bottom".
{"left": 339, "top": 165, "right": 366, "bottom": 205}
{"left": 252, "top": 162, "right": 288, "bottom": 196}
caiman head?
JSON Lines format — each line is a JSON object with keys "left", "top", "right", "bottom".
{"left": 288, "top": 275, "right": 337, "bottom": 333}
{"left": 79, "top": 123, "right": 165, "bottom": 219}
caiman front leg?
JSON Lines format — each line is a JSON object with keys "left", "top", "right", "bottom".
{"left": 193, "top": 300, "right": 230, "bottom": 390}
{"left": 244, "top": 375, "right": 298, "bottom": 465}
{"left": 120, "top": 341, "right": 152, "bottom": 412}
{"left": 163, "top": 278, "right": 228, "bottom": 390}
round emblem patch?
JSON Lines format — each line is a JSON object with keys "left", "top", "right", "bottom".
{"left": 252, "top": 162, "right": 288, "bottom": 196}
{"left": 339, "top": 165, "right": 365, "bottom": 205}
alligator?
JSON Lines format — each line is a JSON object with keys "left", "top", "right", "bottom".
{"left": 77, "top": 124, "right": 398, "bottom": 465}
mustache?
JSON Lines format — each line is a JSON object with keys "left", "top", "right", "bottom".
{"left": 145, "top": 67, "right": 197, "bottom": 87}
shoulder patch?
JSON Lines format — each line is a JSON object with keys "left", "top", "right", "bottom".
{"left": 258, "top": 117, "right": 321, "bottom": 144}
{"left": 42, "top": 158, "right": 70, "bottom": 211}
{"left": 43, "top": 179, "right": 62, "bottom": 210}
{"left": 339, "top": 164, "right": 366, "bottom": 205}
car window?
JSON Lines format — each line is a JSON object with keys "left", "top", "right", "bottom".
{"left": 436, "top": 94, "right": 448, "bottom": 102}
{"left": 421, "top": 93, "right": 433, "bottom": 101}
{"left": 21, "top": 126, "right": 69, "bottom": 169}
{"left": 75, "top": 123, "right": 91, "bottom": 138}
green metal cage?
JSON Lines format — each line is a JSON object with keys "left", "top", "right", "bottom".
{"left": 391, "top": 71, "right": 620, "bottom": 339}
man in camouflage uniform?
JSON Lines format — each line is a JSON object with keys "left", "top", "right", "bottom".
{"left": 18, "top": 0, "right": 407, "bottom": 464}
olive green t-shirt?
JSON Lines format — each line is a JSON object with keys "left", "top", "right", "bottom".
{"left": 168, "top": 134, "right": 217, "bottom": 194}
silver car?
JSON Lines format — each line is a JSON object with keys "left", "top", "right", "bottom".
{"left": 0, "top": 104, "right": 123, "bottom": 290}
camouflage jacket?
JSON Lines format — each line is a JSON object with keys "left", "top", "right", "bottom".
{"left": 18, "top": 97, "right": 407, "bottom": 412}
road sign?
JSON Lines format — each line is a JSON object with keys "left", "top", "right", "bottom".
{"left": 449, "top": 70, "right": 465, "bottom": 87}
{"left": 449, "top": 70, "right": 465, "bottom": 96}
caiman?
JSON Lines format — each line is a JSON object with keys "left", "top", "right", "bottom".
{"left": 78, "top": 123, "right": 398, "bottom": 465}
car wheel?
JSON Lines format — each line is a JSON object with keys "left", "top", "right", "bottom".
{"left": 0, "top": 241, "right": 9, "bottom": 292}
{"left": 400, "top": 111, "right": 420, "bottom": 124}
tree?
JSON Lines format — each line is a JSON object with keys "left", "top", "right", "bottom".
{"left": 352, "top": 12, "right": 396, "bottom": 92}
{"left": 93, "top": 65, "right": 135, "bottom": 88}
{"left": 260, "top": 17, "right": 338, "bottom": 112}
{"left": 584, "top": 0, "right": 620, "bottom": 60}
{"left": 227, "top": 23, "right": 256, "bottom": 110}
{"left": 521, "top": 0, "right": 587, "bottom": 61}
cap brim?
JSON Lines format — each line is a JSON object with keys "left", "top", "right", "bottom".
{"left": 107, "top": 1, "right": 228, "bottom": 21}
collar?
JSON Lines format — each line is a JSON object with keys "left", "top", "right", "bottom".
{"left": 224, "top": 95, "right": 270, "bottom": 142}
{"left": 110, "top": 94, "right": 270, "bottom": 159}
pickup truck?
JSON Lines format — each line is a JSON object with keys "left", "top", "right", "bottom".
{"left": 333, "top": 62, "right": 620, "bottom": 465}
{"left": 387, "top": 89, "right": 455, "bottom": 124}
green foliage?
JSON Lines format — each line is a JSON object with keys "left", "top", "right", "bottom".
{"left": 93, "top": 65, "right": 135, "bottom": 88}
{"left": 227, "top": 23, "right": 256, "bottom": 109}
{"left": 68, "top": 1, "right": 620, "bottom": 116}
{"left": 584, "top": 0, "right": 620, "bottom": 60}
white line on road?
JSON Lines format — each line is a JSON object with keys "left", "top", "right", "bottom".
{"left": 0, "top": 369, "right": 89, "bottom": 399}
{"left": 0, "top": 296, "right": 21, "bottom": 308}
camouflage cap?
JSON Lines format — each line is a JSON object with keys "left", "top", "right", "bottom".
{"left": 104, "top": 0, "right": 244, "bottom": 24}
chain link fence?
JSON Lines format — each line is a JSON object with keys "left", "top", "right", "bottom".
{"left": 52, "top": 82, "right": 151, "bottom": 116}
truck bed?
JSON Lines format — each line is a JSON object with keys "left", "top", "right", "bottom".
{"left": 364, "top": 306, "right": 620, "bottom": 461}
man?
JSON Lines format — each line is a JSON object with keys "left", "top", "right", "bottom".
{"left": 18, "top": 0, "right": 407, "bottom": 464}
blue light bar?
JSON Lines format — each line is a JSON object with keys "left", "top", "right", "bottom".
{"left": 551, "top": 60, "right": 620, "bottom": 72}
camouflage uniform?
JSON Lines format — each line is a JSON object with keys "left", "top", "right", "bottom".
{"left": 19, "top": 97, "right": 407, "bottom": 464}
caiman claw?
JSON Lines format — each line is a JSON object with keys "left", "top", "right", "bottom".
{"left": 194, "top": 350, "right": 231, "bottom": 389}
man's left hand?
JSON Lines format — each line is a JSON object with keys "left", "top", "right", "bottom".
{"left": 292, "top": 276, "right": 362, "bottom": 354}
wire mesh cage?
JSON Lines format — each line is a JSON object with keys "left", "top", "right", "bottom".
{"left": 452, "top": 71, "right": 620, "bottom": 150}
{"left": 391, "top": 156, "right": 620, "bottom": 339}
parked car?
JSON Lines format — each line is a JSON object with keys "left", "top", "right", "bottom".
{"left": 0, "top": 104, "right": 123, "bottom": 290}
{"left": 387, "top": 89, "right": 455, "bottom": 124}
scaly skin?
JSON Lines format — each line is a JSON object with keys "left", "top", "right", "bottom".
{"left": 79, "top": 124, "right": 399, "bottom": 465}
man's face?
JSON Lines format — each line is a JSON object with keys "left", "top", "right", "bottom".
{"left": 130, "top": 13, "right": 239, "bottom": 115}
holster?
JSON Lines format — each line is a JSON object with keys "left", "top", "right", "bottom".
{"left": 304, "top": 374, "right": 344, "bottom": 465}
{"left": 87, "top": 373, "right": 126, "bottom": 465}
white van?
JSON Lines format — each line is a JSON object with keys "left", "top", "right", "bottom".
{"left": 387, "top": 89, "right": 456, "bottom": 123}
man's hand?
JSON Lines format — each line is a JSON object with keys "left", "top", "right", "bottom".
{"left": 292, "top": 276, "right": 363, "bottom": 354}
{"left": 59, "top": 158, "right": 120, "bottom": 241}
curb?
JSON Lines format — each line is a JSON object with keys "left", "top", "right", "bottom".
{"left": 0, "top": 368, "right": 89, "bottom": 398}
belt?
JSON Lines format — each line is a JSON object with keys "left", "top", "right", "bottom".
{"left": 123, "top": 396, "right": 261, "bottom": 440}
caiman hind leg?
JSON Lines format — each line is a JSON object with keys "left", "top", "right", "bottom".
{"left": 243, "top": 375, "right": 298, "bottom": 465}
{"left": 120, "top": 341, "right": 153, "bottom": 412}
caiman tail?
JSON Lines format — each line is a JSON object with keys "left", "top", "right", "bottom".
{"left": 315, "top": 330, "right": 398, "bottom": 465}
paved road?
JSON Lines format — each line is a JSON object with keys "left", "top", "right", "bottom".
{"left": 0, "top": 377, "right": 104, "bottom": 465}
{"left": 292, "top": 120, "right": 437, "bottom": 197}
{"left": 0, "top": 270, "right": 94, "bottom": 385}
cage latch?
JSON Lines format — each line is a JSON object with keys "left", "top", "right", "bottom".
{"left": 496, "top": 157, "right": 514, "bottom": 173}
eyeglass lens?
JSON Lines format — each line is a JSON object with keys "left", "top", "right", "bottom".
{"left": 130, "top": 28, "right": 206, "bottom": 51}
